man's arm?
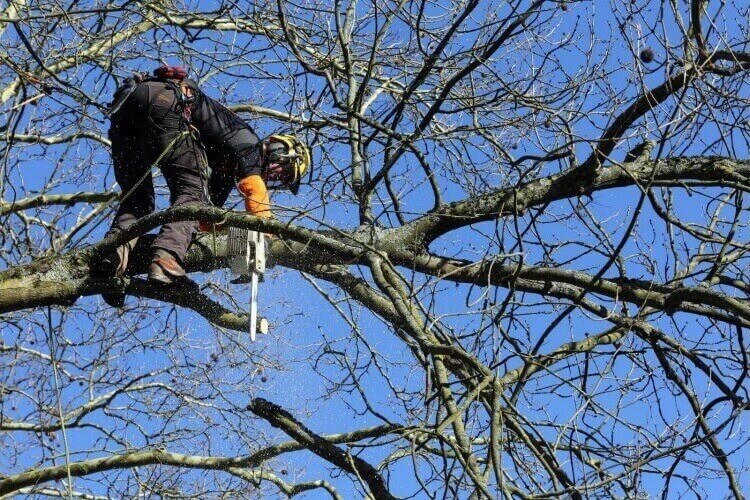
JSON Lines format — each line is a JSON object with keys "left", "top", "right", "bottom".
{"left": 189, "top": 86, "right": 271, "bottom": 217}
{"left": 189, "top": 87, "right": 263, "bottom": 180}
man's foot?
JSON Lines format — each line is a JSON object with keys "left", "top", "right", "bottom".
{"left": 92, "top": 245, "right": 132, "bottom": 308}
{"left": 148, "top": 249, "right": 197, "bottom": 288}
{"left": 91, "top": 250, "right": 119, "bottom": 277}
{"left": 91, "top": 245, "right": 130, "bottom": 277}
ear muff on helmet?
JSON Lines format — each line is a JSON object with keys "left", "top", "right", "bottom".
{"left": 263, "top": 134, "right": 310, "bottom": 194}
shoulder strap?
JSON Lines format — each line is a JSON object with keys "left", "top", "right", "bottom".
{"left": 107, "top": 78, "right": 139, "bottom": 117}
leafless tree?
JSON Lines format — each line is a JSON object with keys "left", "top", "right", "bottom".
{"left": 1, "top": 0, "right": 749, "bottom": 497}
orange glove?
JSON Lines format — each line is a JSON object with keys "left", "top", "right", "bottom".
{"left": 237, "top": 174, "right": 272, "bottom": 218}
{"left": 198, "top": 175, "right": 271, "bottom": 232}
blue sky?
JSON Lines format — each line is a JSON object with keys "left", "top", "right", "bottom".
{"left": 1, "top": 0, "right": 749, "bottom": 497}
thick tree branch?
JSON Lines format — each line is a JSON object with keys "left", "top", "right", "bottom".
{"left": 403, "top": 252, "right": 750, "bottom": 328}
{"left": 581, "top": 69, "right": 695, "bottom": 171}
{"left": 398, "top": 156, "right": 750, "bottom": 246}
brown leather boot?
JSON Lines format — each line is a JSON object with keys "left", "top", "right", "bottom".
{"left": 148, "top": 249, "right": 196, "bottom": 287}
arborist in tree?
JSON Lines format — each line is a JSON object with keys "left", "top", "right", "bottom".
{"left": 94, "top": 65, "right": 309, "bottom": 305}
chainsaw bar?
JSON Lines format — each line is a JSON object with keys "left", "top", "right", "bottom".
{"left": 227, "top": 227, "right": 267, "bottom": 340}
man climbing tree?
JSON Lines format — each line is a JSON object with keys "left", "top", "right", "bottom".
{"left": 95, "top": 65, "right": 308, "bottom": 299}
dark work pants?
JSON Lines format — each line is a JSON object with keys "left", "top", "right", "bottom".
{"left": 106, "top": 81, "right": 207, "bottom": 263}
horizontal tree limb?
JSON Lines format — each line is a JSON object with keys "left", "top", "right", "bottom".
{"left": 0, "top": 131, "right": 111, "bottom": 147}
{"left": 0, "top": 424, "right": 399, "bottom": 496}
{"left": 0, "top": 192, "right": 116, "bottom": 216}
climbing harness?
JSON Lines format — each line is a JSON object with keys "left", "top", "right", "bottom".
{"left": 108, "top": 66, "right": 194, "bottom": 118}
{"left": 75, "top": 67, "right": 202, "bottom": 250}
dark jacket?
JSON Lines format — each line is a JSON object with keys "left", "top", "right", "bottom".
{"left": 110, "top": 76, "right": 263, "bottom": 207}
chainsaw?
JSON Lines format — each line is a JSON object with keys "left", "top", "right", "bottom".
{"left": 226, "top": 227, "right": 268, "bottom": 340}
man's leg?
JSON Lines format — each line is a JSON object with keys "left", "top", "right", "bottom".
{"left": 95, "top": 148, "right": 155, "bottom": 278}
{"left": 96, "top": 84, "right": 158, "bottom": 279}
{"left": 94, "top": 143, "right": 155, "bottom": 307}
{"left": 149, "top": 139, "right": 207, "bottom": 284}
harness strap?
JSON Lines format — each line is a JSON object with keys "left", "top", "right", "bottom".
{"left": 108, "top": 75, "right": 196, "bottom": 119}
